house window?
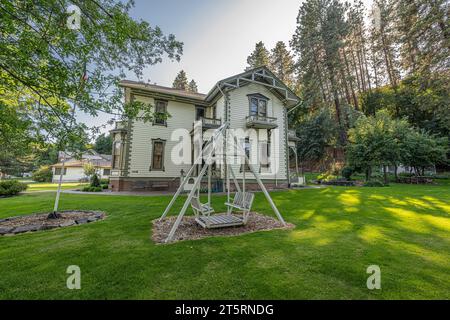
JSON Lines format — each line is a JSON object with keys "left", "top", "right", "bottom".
{"left": 151, "top": 140, "right": 165, "bottom": 171}
{"left": 55, "top": 168, "right": 67, "bottom": 175}
{"left": 113, "top": 141, "right": 122, "bottom": 169}
{"left": 248, "top": 94, "right": 268, "bottom": 118}
{"left": 154, "top": 100, "right": 167, "bottom": 125}
{"left": 195, "top": 106, "right": 205, "bottom": 120}
{"left": 103, "top": 169, "right": 111, "bottom": 176}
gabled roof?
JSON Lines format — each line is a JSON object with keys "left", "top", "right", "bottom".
{"left": 205, "top": 66, "right": 300, "bottom": 108}
{"left": 119, "top": 66, "right": 301, "bottom": 108}
{"left": 53, "top": 151, "right": 112, "bottom": 168}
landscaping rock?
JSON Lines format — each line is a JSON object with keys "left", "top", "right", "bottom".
{"left": 0, "top": 227, "right": 14, "bottom": 235}
{"left": 75, "top": 218, "right": 90, "bottom": 224}
{"left": 59, "top": 221, "right": 76, "bottom": 227}
{"left": 13, "top": 225, "right": 41, "bottom": 234}
{"left": 0, "top": 211, "right": 106, "bottom": 236}
{"left": 40, "top": 225, "right": 59, "bottom": 230}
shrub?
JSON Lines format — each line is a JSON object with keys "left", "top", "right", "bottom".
{"left": 83, "top": 162, "right": 96, "bottom": 179}
{"left": 101, "top": 184, "right": 108, "bottom": 190}
{"left": 322, "top": 179, "right": 355, "bottom": 186}
{"left": 317, "top": 173, "right": 337, "bottom": 182}
{"left": 90, "top": 174, "right": 100, "bottom": 187}
{"left": 341, "top": 167, "right": 353, "bottom": 181}
{"left": 363, "top": 180, "right": 386, "bottom": 187}
{"left": 82, "top": 186, "right": 103, "bottom": 192}
{"left": 32, "top": 166, "right": 53, "bottom": 182}
{"left": 100, "top": 178, "right": 109, "bottom": 185}
{"left": 0, "top": 180, "right": 28, "bottom": 196}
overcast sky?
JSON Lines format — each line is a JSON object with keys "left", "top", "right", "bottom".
{"left": 79, "top": 0, "right": 373, "bottom": 134}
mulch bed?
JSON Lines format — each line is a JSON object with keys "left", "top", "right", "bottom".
{"left": 0, "top": 210, "right": 106, "bottom": 236}
{"left": 152, "top": 212, "right": 295, "bottom": 244}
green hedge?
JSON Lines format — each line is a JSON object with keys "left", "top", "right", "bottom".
{"left": 363, "top": 180, "right": 386, "bottom": 187}
{"left": 82, "top": 186, "right": 103, "bottom": 192}
{"left": 0, "top": 180, "right": 28, "bottom": 196}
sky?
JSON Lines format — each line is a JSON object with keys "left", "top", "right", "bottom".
{"left": 79, "top": 0, "right": 373, "bottom": 135}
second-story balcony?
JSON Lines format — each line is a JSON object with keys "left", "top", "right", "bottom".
{"left": 246, "top": 115, "right": 278, "bottom": 129}
{"left": 200, "top": 117, "right": 221, "bottom": 130}
{"left": 288, "top": 129, "right": 300, "bottom": 141}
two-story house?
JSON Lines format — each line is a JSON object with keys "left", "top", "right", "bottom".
{"left": 109, "top": 66, "right": 300, "bottom": 192}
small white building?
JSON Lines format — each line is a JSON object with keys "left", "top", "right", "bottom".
{"left": 51, "top": 150, "right": 112, "bottom": 182}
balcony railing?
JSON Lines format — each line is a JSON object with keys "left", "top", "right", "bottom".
{"left": 200, "top": 117, "right": 221, "bottom": 129}
{"left": 246, "top": 115, "right": 278, "bottom": 129}
{"left": 288, "top": 129, "right": 300, "bottom": 141}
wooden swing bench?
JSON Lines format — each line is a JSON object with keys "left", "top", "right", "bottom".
{"left": 192, "top": 192, "right": 254, "bottom": 229}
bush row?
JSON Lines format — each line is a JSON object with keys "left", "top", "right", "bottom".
{"left": 0, "top": 180, "right": 28, "bottom": 196}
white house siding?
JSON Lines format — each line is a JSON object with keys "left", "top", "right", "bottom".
{"left": 52, "top": 167, "right": 85, "bottom": 182}
{"left": 226, "top": 84, "right": 288, "bottom": 182}
{"left": 52, "top": 167, "right": 111, "bottom": 182}
{"left": 127, "top": 95, "right": 196, "bottom": 179}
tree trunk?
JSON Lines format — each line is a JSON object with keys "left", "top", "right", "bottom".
{"left": 394, "top": 164, "right": 398, "bottom": 181}
{"left": 49, "top": 159, "right": 65, "bottom": 219}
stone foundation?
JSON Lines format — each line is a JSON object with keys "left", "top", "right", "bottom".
{"left": 110, "top": 177, "right": 289, "bottom": 192}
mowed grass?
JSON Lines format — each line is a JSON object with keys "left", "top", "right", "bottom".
{"left": 0, "top": 183, "right": 449, "bottom": 299}
{"left": 25, "top": 182, "right": 88, "bottom": 192}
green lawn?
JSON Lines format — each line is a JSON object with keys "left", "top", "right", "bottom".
{"left": 0, "top": 183, "right": 449, "bottom": 299}
{"left": 25, "top": 182, "right": 88, "bottom": 192}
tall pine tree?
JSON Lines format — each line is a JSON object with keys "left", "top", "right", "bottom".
{"left": 269, "top": 41, "right": 295, "bottom": 89}
{"left": 172, "top": 70, "right": 189, "bottom": 90}
{"left": 188, "top": 79, "right": 198, "bottom": 93}
{"left": 246, "top": 41, "right": 270, "bottom": 70}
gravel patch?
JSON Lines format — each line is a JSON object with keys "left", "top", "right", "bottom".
{"left": 152, "top": 212, "right": 295, "bottom": 244}
{"left": 0, "top": 211, "right": 106, "bottom": 236}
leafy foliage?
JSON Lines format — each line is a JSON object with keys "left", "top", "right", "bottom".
{"left": 83, "top": 162, "right": 96, "bottom": 178}
{"left": 0, "top": 180, "right": 28, "bottom": 196}
{"left": 295, "top": 108, "right": 339, "bottom": 162}
{"left": 0, "top": 0, "right": 183, "bottom": 144}
{"left": 360, "top": 74, "right": 450, "bottom": 137}
{"left": 32, "top": 166, "right": 53, "bottom": 182}
{"left": 94, "top": 134, "right": 112, "bottom": 154}
{"left": 341, "top": 167, "right": 353, "bottom": 181}
{"left": 347, "top": 110, "right": 448, "bottom": 180}
{"left": 90, "top": 173, "right": 100, "bottom": 188}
